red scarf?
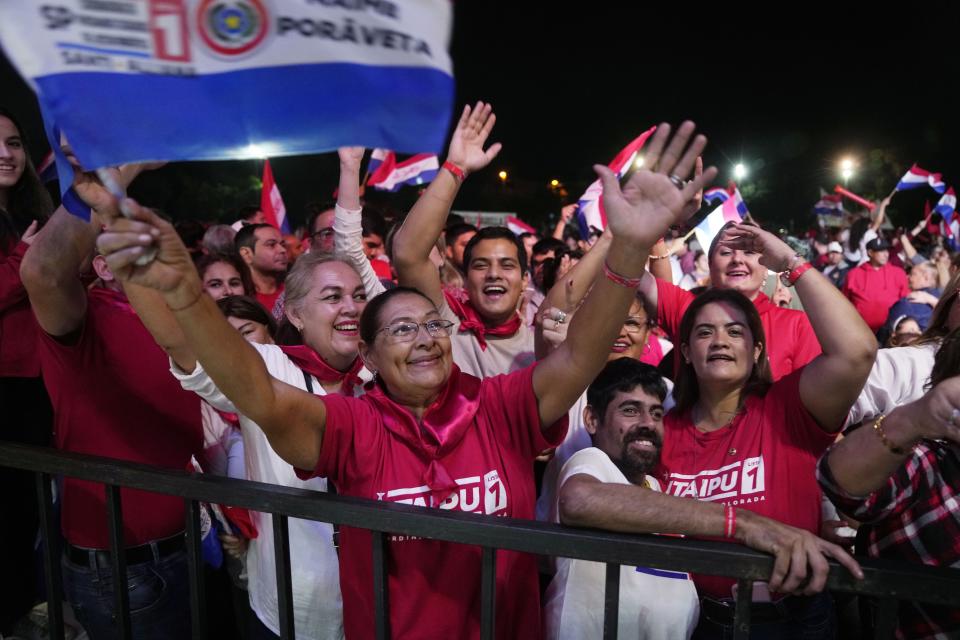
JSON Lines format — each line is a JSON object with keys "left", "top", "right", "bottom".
{"left": 364, "top": 365, "right": 481, "bottom": 506}
{"left": 279, "top": 345, "right": 365, "bottom": 396}
{"left": 442, "top": 289, "right": 521, "bottom": 350}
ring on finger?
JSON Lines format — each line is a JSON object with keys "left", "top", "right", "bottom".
{"left": 668, "top": 174, "right": 685, "bottom": 190}
{"left": 950, "top": 408, "right": 960, "bottom": 427}
{"left": 554, "top": 310, "right": 567, "bottom": 324}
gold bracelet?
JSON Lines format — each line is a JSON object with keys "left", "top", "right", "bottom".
{"left": 872, "top": 414, "right": 909, "bottom": 455}
{"left": 167, "top": 288, "right": 205, "bottom": 313}
{"left": 649, "top": 254, "right": 670, "bottom": 261}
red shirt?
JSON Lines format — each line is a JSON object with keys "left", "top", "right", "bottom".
{"left": 255, "top": 283, "right": 284, "bottom": 315}
{"left": 659, "top": 370, "right": 836, "bottom": 598}
{"left": 657, "top": 279, "right": 821, "bottom": 380}
{"left": 842, "top": 262, "right": 910, "bottom": 332}
{"left": 36, "top": 287, "right": 202, "bottom": 547}
{"left": 298, "top": 364, "right": 567, "bottom": 640}
{"left": 0, "top": 240, "right": 39, "bottom": 377}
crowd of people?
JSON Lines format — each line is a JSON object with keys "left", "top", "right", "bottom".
{"left": 1, "top": 101, "right": 959, "bottom": 640}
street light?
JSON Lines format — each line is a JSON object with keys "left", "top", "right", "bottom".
{"left": 733, "top": 163, "right": 748, "bottom": 181}
{"left": 550, "top": 179, "right": 559, "bottom": 188}
{"left": 839, "top": 157, "right": 855, "bottom": 183}
{"left": 498, "top": 170, "right": 508, "bottom": 181}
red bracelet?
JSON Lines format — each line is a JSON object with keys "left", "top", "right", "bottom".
{"left": 786, "top": 261, "right": 814, "bottom": 286}
{"left": 724, "top": 505, "right": 737, "bottom": 539}
{"left": 442, "top": 160, "right": 466, "bottom": 182}
{"left": 602, "top": 260, "right": 644, "bottom": 288}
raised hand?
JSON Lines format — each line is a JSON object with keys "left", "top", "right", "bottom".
{"left": 446, "top": 101, "right": 502, "bottom": 175}
{"left": 338, "top": 146, "right": 365, "bottom": 172}
{"left": 593, "top": 121, "right": 717, "bottom": 250}
{"left": 95, "top": 198, "right": 197, "bottom": 295}
{"left": 717, "top": 223, "right": 798, "bottom": 272}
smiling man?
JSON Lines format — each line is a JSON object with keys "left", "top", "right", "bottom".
{"left": 640, "top": 221, "right": 821, "bottom": 380}
{"left": 392, "top": 102, "right": 534, "bottom": 378}
{"left": 544, "top": 358, "right": 699, "bottom": 639}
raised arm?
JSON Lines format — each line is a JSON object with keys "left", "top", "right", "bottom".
{"left": 392, "top": 102, "right": 502, "bottom": 307}
{"left": 20, "top": 164, "right": 152, "bottom": 336}
{"left": 534, "top": 122, "right": 716, "bottom": 425}
{"left": 561, "top": 474, "right": 862, "bottom": 594}
{"left": 823, "top": 376, "right": 960, "bottom": 497}
{"left": 719, "top": 225, "right": 877, "bottom": 431}
{"left": 333, "top": 146, "right": 386, "bottom": 299}
{"left": 96, "top": 200, "right": 325, "bottom": 470}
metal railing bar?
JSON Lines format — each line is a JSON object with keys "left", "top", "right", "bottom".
{"left": 185, "top": 499, "right": 207, "bottom": 640}
{"left": 35, "top": 472, "right": 64, "bottom": 640}
{"left": 480, "top": 547, "right": 497, "bottom": 640}
{"left": 105, "top": 485, "right": 131, "bottom": 640}
{"left": 732, "top": 578, "right": 753, "bottom": 640}
{"left": 273, "top": 513, "right": 296, "bottom": 640}
{"left": 874, "top": 596, "right": 897, "bottom": 640}
{"left": 602, "top": 563, "right": 620, "bottom": 640}
{"left": 372, "top": 531, "right": 390, "bottom": 640}
{"left": 1, "top": 444, "right": 957, "bottom": 608}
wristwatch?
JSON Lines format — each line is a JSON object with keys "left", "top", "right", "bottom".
{"left": 779, "top": 254, "right": 813, "bottom": 287}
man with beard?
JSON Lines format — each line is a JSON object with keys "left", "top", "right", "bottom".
{"left": 543, "top": 358, "right": 700, "bottom": 639}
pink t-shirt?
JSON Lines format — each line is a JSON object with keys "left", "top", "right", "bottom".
{"left": 658, "top": 369, "right": 836, "bottom": 599}
{"left": 657, "top": 279, "right": 821, "bottom": 381}
{"left": 298, "top": 364, "right": 567, "bottom": 640}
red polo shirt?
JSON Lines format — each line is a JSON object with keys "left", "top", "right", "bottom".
{"left": 298, "top": 364, "right": 567, "bottom": 640}
{"left": 843, "top": 262, "right": 910, "bottom": 332}
{"left": 36, "top": 287, "right": 202, "bottom": 548}
{"left": 0, "top": 241, "right": 39, "bottom": 377}
{"left": 657, "top": 279, "right": 821, "bottom": 381}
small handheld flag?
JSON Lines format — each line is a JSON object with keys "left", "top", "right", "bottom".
{"left": 366, "top": 149, "right": 439, "bottom": 192}
{"left": 896, "top": 164, "right": 947, "bottom": 194}
{"left": 260, "top": 159, "right": 290, "bottom": 234}
{"left": 575, "top": 126, "right": 657, "bottom": 239}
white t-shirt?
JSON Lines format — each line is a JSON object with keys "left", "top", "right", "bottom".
{"left": 536, "top": 380, "right": 674, "bottom": 522}
{"left": 439, "top": 298, "right": 536, "bottom": 379}
{"left": 543, "top": 448, "right": 699, "bottom": 640}
{"left": 173, "top": 343, "right": 369, "bottom": 640}
{"left": 847, "top": 341, "right": 937, "bottom": 425}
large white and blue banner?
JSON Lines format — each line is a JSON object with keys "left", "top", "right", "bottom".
{"left": 0, "top": 0, "right": 454, "bottom": 168}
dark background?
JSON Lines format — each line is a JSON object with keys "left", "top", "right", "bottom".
{"left": 3, "top": 7, "right": 959, "bottom": 233}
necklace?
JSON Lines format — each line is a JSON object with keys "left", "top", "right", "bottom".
{"left": 692, "top": 403, "right": 741, "bottom": 433}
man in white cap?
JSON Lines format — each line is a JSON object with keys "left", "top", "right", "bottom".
{"left": 821, "top": 241, "right": 849, "bottom": 288}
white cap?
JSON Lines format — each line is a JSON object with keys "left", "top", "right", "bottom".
{"left": 827, "top": 241, "right": 843, "bottom": 254}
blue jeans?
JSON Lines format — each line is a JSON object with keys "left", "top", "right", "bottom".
{"left": 62, "top": 546, "right": 191, "bottom": 640}
{"left": 693, "top": 591, "right": 836, "bottom": 640}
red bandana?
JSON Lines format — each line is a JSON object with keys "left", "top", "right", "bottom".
{"left": 279, "top": 345, "right": 365, "bottom": 396}
{"left": 442, "top": 289, "right": 521, "bottom": 350}
{"left": 364, "top": 365, "right": 482, "bottom": 506}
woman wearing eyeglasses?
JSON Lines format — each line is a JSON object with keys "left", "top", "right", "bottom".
{"left": 95, "top": 122, "right": 715, "bottom": 639}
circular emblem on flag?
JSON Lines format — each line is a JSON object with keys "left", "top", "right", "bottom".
{"left": 196, "top": 0, "right": 269, "bottom": 57}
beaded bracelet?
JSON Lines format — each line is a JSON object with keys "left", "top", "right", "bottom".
{"left": 602, "top": 260, "right": 643, "bottom": 288}
{"left": 442, "top": 160, "right": 466, "bottom": 182}
{"left": 724, "top": 505, "right": 737, "bottom": 539}
{"left": 872, "top": 414, "right": 908, "bottom": 455}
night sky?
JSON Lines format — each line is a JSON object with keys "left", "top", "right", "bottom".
{"left": 2, "top": 8, "right": 958, "bottom": 232}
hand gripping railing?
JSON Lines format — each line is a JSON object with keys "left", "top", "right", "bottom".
{"left": 1, "top": 442, "right": 958, "bottom": 640}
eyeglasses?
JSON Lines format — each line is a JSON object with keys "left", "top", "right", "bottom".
{"left": 311, "top": 227, "right": 334, "bottom": 241}
{"left": 377, "top": 319, "right": 455, "bottom": 342}
{"left": 622, "top": 316, "right": 652, "bottom": 333}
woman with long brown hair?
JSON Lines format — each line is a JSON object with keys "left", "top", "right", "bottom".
{"left": 0, "top": 107, "right": 55, "bottom": 635}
